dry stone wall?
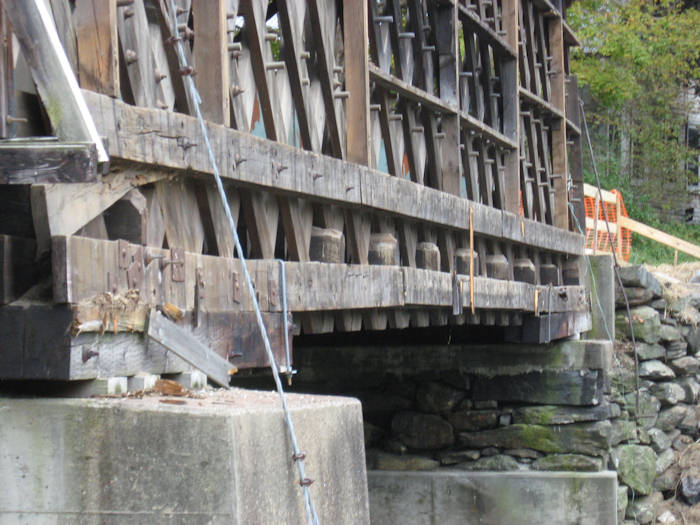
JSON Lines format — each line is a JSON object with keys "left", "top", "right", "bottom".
{"left": 294, "top": 339, "right": 617, "bottom": 475}
{"left": 612, "top": 265, "right": 700, "bottom": 524}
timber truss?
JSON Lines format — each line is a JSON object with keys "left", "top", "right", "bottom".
{"left": 0, "top": 0, "right": 588, "bottom": 381}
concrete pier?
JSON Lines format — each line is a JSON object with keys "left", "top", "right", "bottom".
{"left": 368, "top": 470, "right": 617, "bottom": 525}
{"left": 0, "top": 390, "right": 369, "bottom": 524}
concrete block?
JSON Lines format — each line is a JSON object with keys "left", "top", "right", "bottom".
{"left": 585, "top": 254, "right": 615, "bottom": 341}
{"left": 0, "top": 392, "right": 369, "bottom": 524}
{"left": 368, "top": 471, "right": 617, "bottom": 525}
{"left": 68, "top": 377, "right": 128, "bottom": 397}
{"left": 127, "top": 373, "right": 159, "bottom": 391}
{"left": 168, "top": 370, "right": 208, "bottom": 390}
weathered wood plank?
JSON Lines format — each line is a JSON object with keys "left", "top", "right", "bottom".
{"left": 48, "top": 0, "right": 78, "bottom": 74}
{"left": 53, "top": 236, "right": 588, "bottom": 314}
{"left": 75, "top": 0, "right": 119, "bottom": 97}
{"left": 192, "top": 0, "right": 229, "bottom": 126}
{"left": 31, "top": 169, "right": 166, "bottom": 254}
{"left": 507, "top": 310, "right": 593, "bottom": 344}
{"left": 83, "top": 92, "right": 584, "bottom": 256}
{"left": 5, "top": 0, "right": 108, "bottom": 162}
{"left": 0, "top": 235, "right": 37, "bottom": 304}
{"left": 369, "top": 65, "right": 518, "bottom": 151}
{"left": 0, "top": 142, "right": 98, "bottom": 184}
{"left": 343, "top": 0, "right": 370, "bottom": 166}
{"left": 146, "top": 308, "right": 233, "bottom": 387}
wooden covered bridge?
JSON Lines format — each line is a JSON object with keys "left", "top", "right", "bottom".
{"left": 0, "top": 0, "right": 588, "bottom": 382}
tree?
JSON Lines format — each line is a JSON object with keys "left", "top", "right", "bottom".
{"left": 569, "top": 0, "right": 700, "bottom": 220}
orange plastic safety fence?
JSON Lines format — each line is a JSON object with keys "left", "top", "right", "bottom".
{"left": 583, "top": 189, "right": 631, "bottom": 261}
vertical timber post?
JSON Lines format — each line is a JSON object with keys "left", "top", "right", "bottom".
{"left": 435, "top": 1, "right": 460, "bottom": 197}
{"left": 548, "top": 14, "right": 568, "bottom": 230}
{"left": 343, "top": 0, "right": 370, "bottom": 165}
{"left": 74, "top": 0, "right": 119, "bottom": 98}
{"left": 502, "top": 0, "right": 520, "bottom": 214}
{"left": 193, "top": 0, "right": 230, "bottom": 126}
{"left": 343, "top": 0, "right": 371, "bottom": 266}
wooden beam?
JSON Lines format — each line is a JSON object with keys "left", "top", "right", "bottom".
{"left": 457, "top": 3, "right": 517, "bottom": 58}
{"left": 0, "top": 302, "right": 289, "bottom": 380}
{"left": 548, "top": 16, "right": 568, "bottom": 230}
{"left": 307, "top": 0, "right": 345, "bottom": 158}
{"left": 31, "top": 170, "right": 166, "bottom": 254}
{"left": 192, "top": 0, "right": 229, "bottom": 126}
{"left": 0, "top": 141, "right": 98, "bottom": 184}
{"left": 343, "top": 0, "right": 370, "bottom": 165}
{"left": 146, "top": 308, "right": 234, "bottom": 387}
{"left": 52, "top": 235, "right": 589, "bottom": 314}
{"left": 619, "top": 216, "right": 700, "bottom": 260}
{"left": 501, "top": 0, "right": 520, "bottom": 217}
{"left": 507, "top": 310, "right": 592, "bottom": 344}
{"left": 0, "top": 235, "right": 37, "bottom": 305}
{"left": 74, "top": 0, "right": 119, "bottom": 97}
{"left": 82, "top": 91, "right": 583, "bottom": 256}
{"left": 3, "top": 0, "right": 108, "bottom": 162}
{"left": 47, "top": 0, "right": 78, "bottom": 74}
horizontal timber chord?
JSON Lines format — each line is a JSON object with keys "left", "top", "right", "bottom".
{"left": 52, "top": 236, "right": 588, "bottom": 315}
{"left": 82, "top": 90, "right": 582, "bottom": 256}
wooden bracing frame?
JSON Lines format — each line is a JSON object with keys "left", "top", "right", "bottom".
{"left": 0, "top": 0, "right": 586, "bottom": 378}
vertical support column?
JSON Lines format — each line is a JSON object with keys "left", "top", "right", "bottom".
{"left": 435, "top": 2, "right": 460, "bottom": 197}
{"left": 566, "top": 75, "right": 585, "bottom": 231}
{"left": 0, "top": 4, "right": 13, "bottom": 138}
{"left": 502, "top": 0, "right": 520, "bottom": 214}
{"left": 343, "top": 0, "right": 370, "bottom": 165}
{"left": 585, "top": 254, "right": 615, "bottom": 341}
{"left": 548, "top": 15, "right": 568, "bottom": 230}
{"left": 75, "top": 0, "right": 119, "bottom": 97}
{"left": 193, "top": 0, "right": 229, "bottom": 126}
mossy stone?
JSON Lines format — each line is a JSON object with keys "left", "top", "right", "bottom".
{"left": 614, "top": 445, "right": 657, "bottom": 495}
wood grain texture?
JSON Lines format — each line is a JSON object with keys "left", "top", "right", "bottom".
{"left": 82, "top": 91, "right": 583, "bottom": 256}
{"left": 0, "top": 142, "right": 98, "bottom": 184}
{"left": 52, "top": 236, "right": 588, "bottom": 314}
{"left": 75, "top": 0, "right": 119, "bottom": 97}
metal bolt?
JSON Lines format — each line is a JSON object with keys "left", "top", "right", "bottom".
{"left": 179, "top": 66, "right": 196, "bottom": 77}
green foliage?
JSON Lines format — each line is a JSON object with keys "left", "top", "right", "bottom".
{"left": 570, "top": 0, "right": 700, "bottom": 215}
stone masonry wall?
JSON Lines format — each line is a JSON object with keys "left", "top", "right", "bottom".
{"left": 294, "top": 338, "right": 617, "bottom": 476}
{"left": 611, "top": 265, "right": 700, "bottom": 524}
